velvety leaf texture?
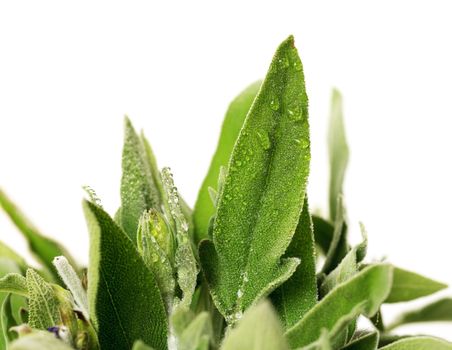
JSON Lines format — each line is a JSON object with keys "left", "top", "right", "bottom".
{"left": 0, "top": 273, "right": 28, "bottom": 297}
{"left": 193, "top": 81, "right": 261, "bottom": 243}
{"left": 379, "top": 337, "right": 452, "bottom": 350}
{"left": 341, "top": 332, "right": 379, "bottom": 350}
{"left": 200, "top": 35, "right": 311, "bottom": 323}
{"left": 286, "top": 264, "right": 393, "bottom": 348}
{"left": 83, "top": 200, "right": 168, "bottom": 350}
{"left": 271, "top": 197, "right": 317, "bottom": 328}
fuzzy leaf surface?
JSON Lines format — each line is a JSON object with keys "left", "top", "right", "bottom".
{"left": 379, "top": 337, "right": 452, "bottom": 350}
{"left": 271, "top": 197, "right": 317, "bottom": 328}
{"left": 0, "top": 273, "right": 28, "bottom": 297}
{"left": 0, "top": 189, "right": 77, "bottom": 280}
{"left": 221, "top": 301, "right": 289, "bottom": 350}
{"left": 286, "top": 264, "right": 393, "bottom": 348}
{"left": 341, "top": 332, "right": 378, "bottom": 350}
{"left": 328, "top": 89, "right": 349, "bottom": 221}
{"left": 83, "top": 200, "right": 168, "bottom": 350}
{"left": 385, "top": 266, "right": 447, "bottom": 303}
{"left": 200, "top": 36, "right": 310, "bottom": 321}
{"left": 193, "top": 81, "right": 261, "bottom": 243}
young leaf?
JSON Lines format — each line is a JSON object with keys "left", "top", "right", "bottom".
{"left": 133, "top": 340, "right": 156, "bottom": 350}
{"left": 0, "top": 273, "right": 28, "bottom": 297}
{"left": 285, "top": 264, "right": 393, "bottom": 348}
{"left": 341, "top": 331, "right": 379, "bottom": 350}
{"left": 9, "top": 331, "right": 74, "bottom": 350}
{"left": 120, "top": 118, "right": 161, "bottom": 242}
{"left": 379, "top": 336, "right": 452, "bottom": 350}
{"left": 179, "top": 312, "right": 213, "bottom": 350}
{"left": 52, "top": 256, "right": 89, "bottom": 320}
{"left": 200, "top": 36, "right": 310, "bottom": 323}
{"left": 271, "top": 197, "right": 317, "bottom": 328}
{"left": 385, "top": 266, "right": 447, "bottom": 303}
{"left": 193, "top": 81, "right": 261, "bottom": 243}
{"left": 83, "top": 200, "right": 168, "bottom": 350}
{"left": 0, "top": 189, "right": 78, "bottom": 280}
{"left": 328, "top": 89, "right": 349, "bottom": 221}
{"left": 1, "top": 294, "right": 19, "bottom": 342}
{"left": 320, "top": 224, "right": 367, "bottom": 297}
{"left": 387, "top": 298, "right": 452, "bottom": 330}
{"left": 221, "top": 301, "right": 290, "bottom": 350}
{"left": 161, "top": 168, "right": 198, "bottom": 308}
{"left": 26, "top": 268, "right": 61, "bottom": 329}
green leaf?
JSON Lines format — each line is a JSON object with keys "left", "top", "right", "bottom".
{"left": 322, "top": 196, "right": 349, "bottom": 274}
{"left": 0, "top": 241, "right": 27, "bottom": 272}
{"left": 385, "top": 266, "right": 447, "bottom": 303}
{"left": 0, "top": 189, "right": 78, "bottom": 281}
{"left": 83, "top": 200, "right": 168, "bottom": 350}
{"left": 1, "top": 294, "right": 19, "bottom": 342}
{"left": 341, "top": 331, "right": 378, "bottom": 350}
{"left": 137, "top": 210, "right": 175, "bottom": 312}
{"left": 200, "top": 36, "right": 310, "bottom": 323}
{"left": 179, "top": 312, "right": 213, "bottom": 350}
{"left": 0, "top": 273, "right": 28, "bottom": 297}
{"left": 161, "top": 168, "right": 198, "bottom": 309}
{"left": 221, "top": 301, "right": 289, "bottom": 350}
{"left": 286, "top": 264, "right": 393, "bottom": 348}
{"left": 328, "top": 89, "right": 349, "bottom": 221}
{"left": 320, "top": 224, "right": 367, "bottom": 297}
{"left": 133, "top": 340, "right": 156, "bottom": 350}
{"left": 379, "top": 337, "right": 452, "bottom": 350}
{"left": 388, "top": 297, "right": 452, "bottom": 330}
{"left": 9, "top": 331, "right": 74, "bottom": 350}
{"left": 312, "top": 215, "right": 334, "bottom": 256}
{"left": 193, "top": 81, "right": 261, "bottom": 243}
{"left": 26, "top": 268, "right": 61, "bottom": 329}
{"left": 271, "top": 197, "right": 317, "bottom": 328}
{"left": 120, "top": 118, "right": 161, "bottom": 242}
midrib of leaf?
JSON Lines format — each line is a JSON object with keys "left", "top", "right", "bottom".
{"left": 99, "top": 265, "right": 131, "bottom": 348}
{"left": 29, "top": 271, "right": 57, "bottom": 327}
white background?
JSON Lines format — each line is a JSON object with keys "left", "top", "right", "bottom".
{"left": 1, "top": 0, "right": 451, "bottom": 341}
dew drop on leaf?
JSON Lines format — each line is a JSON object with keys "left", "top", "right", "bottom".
{"left": 269, "top": 96, "right": 280, "bottom": 111}
{"left": 257, "top": 131, "right": 271, "bottom": 150}
{"left": 287, "top": 103, "right": 303, "bottom": 121}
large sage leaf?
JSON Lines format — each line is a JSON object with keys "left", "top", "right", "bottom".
{"left": 0, "top": 189, "right": 78, "bottom": 280}
{"left": 120, "top": 118, "right": 162, "bottom": 241}
{"left": 341, "top": 331, "right": 378, "bottom": 350}
{"left": 286, "top": 264, "right": 393, "bottom": 348}
{"left": 388, "top": 298, "right": 452, "bottom": 330}
{"left": 26, "top": 268, "right": 61, "bottom": 329}
{"left": 200, "top": 36, "right": 310, "bottom": 323}
{"left": 379, "top": 337, "right": 452, "bottom": 350}
{"left": 271, "top": 197, "right": 317, "bottom": 328}
{"left": 221, "top": 301, "right": 289, "bottom": 350}
{"left": 193, "top": 81, "right": 261, "bottom": 243}
{"left": 328, "top": 89, "right": 349, "bottom": 221}
{"left": 83, "top": 200, "right": 168, "bottom": 350}
{"left": 385, "top": 266, "right": 447, "bottom": 303}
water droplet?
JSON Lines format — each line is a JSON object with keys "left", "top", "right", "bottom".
{"left": 257, "top": 131, "right": 271, "bottom": 150}
{"left": 237, "top": 289, "right": 243, "bottom": 298}
{"left": 287, "top": 103, "right": 303, "bottom": 121}
{"left": 294, "top": 137, "right": 309, "bottom": 149}
{"left": 269, "top": 96, "right": 280, "bottom": 111}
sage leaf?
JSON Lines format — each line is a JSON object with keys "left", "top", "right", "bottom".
{"left": 379, "top": 336, "right": 452, "bottom": 350}
{"left": 0, "top": 273, "right": 28, "bottom": 297}
{"left": 271, "top": 197, "right": 317, "bottom": 328}
{"left": 387, "top": 297, "right": 452, "bottom": 330}
{"left": 200, "top": 35, "right": 310, "bottom": 323}
{"left": 328, "top": 89, "right": 349, "bottom": 221}
{"left": 1, "top": 294, "right": 18, "bottom": 342}
{"left": 161, "top": 168, "right": 198, "bottom": 308}
{"left": 52, "top": 256, "right": 89, "bottom": 320}
{"left": 133, "top": 340, "right": 156, "bottom": 350}
{"left": 120, "top": 118, "right": 161, "bottom": 242}
{"left": 0, "top": 241, "right": 27, "bottom": 272}
{"left": 9, "top": 331, "right": 74, "bottom": 350}
{"left": 179, "top": 312, "right": 213, "bottom": 350}
{"left": 221, "top": 301, "right": 289, "bottom": 350}
{"left": 322, "top": 196, "right": 349, "bottom": 274}
{"left": 0, "top": 189, "right": 78, "bottom": 281}
{"left": 341, "top": 331, "right": 378, "bottom": 350}
{"left": 300, "top": 330, "right": 332, "bottom": 350}
{"left": 137, "top": 210, "right": 175, "bottom": 312}
{"left": 312, "top": 216, "right": 334, "bottom": 256}
{"left": 385, "top": 266, "right": 447, "bottom": 303}
{"left": 193, "top": 81, "right": 261, "bottom": 243}
{"left": 286, "top": 264, "right": 393, "bottom": 348}
{"left": 320, "top": 224, "right": 367, "bottom": 297}
{"left": 26, "top": 268, "right": 61, "bottom": 329}
{"left": 83, "top": 200, "right": 168, "bottom": 350}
